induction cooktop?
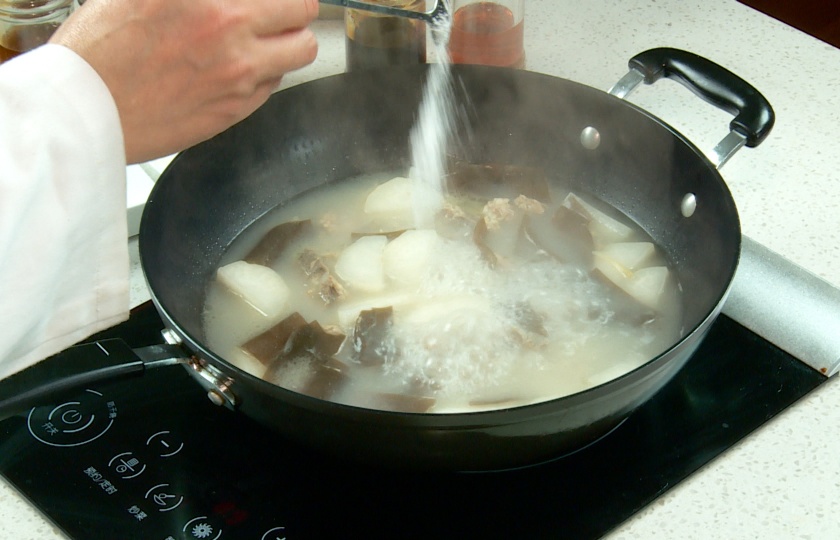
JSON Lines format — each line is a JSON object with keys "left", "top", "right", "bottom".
{"left": 0, "top": 299, "right": 826, "bottom": 539}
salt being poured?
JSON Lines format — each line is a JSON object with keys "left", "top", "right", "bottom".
{"left": 408, "top": 1, "right": 456, "bottom": 228}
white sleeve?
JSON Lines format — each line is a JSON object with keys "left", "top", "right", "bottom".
{"left": 0, "top": 44, "right": 130, "bottom": 379}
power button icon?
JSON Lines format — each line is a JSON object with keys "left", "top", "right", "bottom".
{"left": 261, "top": 527, "right": 286, "bottom": 540}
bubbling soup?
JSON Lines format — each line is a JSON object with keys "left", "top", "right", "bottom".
{"left": 202, "top": 165, "right": 684, "bottom": 413}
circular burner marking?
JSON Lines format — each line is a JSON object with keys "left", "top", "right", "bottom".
{"left": 27, "top": 389, "right": 116, "bottom": 447}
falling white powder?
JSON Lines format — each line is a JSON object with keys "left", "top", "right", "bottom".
{"left": 409, "top": 2, "right": 455, "bottom": 228}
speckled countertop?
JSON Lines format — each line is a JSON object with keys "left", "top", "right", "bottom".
{"left": 2, "top": 0, "right": 839, "bottom": 538}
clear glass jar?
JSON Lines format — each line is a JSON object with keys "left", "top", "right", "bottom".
{"left": 448, "top": 0, "right": 525, "bottom": 68}
{"left": 344, "top": 0, "right": 427, "bottom": 71}
{"left": 0, "top": 0, "right": 75, "bottom": 64}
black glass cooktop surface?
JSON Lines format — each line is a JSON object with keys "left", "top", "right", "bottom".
{"left": 0, "top": 302, "right": 826, "bottom": 539}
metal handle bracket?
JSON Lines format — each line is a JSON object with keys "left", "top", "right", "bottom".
{"left": 608, "top": 48, "right": 775, "bottom": 168}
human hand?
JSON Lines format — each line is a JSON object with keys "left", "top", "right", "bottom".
{"left": 51, "top": 0, "right": 319, "bottom": 164}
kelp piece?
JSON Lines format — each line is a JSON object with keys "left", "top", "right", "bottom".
{"left": 244, "top": 220, "right": 312, "bottom": 266}
{"left": 263, "top": 321, "right": 349, "bottom": 399}
{"left": 285, "top": 321, "right": 346, "bottom": 360}
{"left": 353, "top": 306, "right": 396, "bottom": 366}
{"left": 446, "top": 160, "right": 551, "bottom": 202}
{"left": 241, "top": 312, "right": 307, "bottom": 365}
{"left": 304, "top": 359, "right": 350, "bottom": 400}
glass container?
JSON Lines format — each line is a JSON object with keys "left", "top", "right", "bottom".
{"left": 0, "top": 0, "right": 74, "bottom": 63}
{"left": 448, "top": 0, "right": 524, "bottom": 68}
{"left": 344, "top": 0, "right": 427, "bottom": 71}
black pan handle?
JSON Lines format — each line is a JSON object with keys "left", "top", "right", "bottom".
{"left": 0, "top": 339, "right": 183, "bottom": 421}
{"left": 627, "top": 47, "right": 775, "bottom": 147}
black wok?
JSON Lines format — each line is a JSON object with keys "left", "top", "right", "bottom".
{"left": 0, "top": 49, "right": 774, "bottom": 471}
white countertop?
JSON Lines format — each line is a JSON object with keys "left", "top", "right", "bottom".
{"left": 2, "top": 0, "right": 839, "bottom": 538}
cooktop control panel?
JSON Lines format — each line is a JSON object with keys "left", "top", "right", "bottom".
{"left": 6, "top": 370, "right": 292, "bottom": 540}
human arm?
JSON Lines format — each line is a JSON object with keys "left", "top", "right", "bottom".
{"left": 0, "top": 45, "right": 129, "bottom": 380}
{"left": 50, "top": 0, "right": 320, "bottom": 164}
{"left": 0, "top": 0, "right": 320, "bottom": 378}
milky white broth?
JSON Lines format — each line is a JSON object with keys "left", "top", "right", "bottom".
{"left": 201, "top": 169, "right": 685, "bottom": 414}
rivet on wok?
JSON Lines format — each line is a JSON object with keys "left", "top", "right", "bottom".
{"left": 207, "top": 389, "right": 226, "bottom": 407}
{"left": 580, "top": 126, "right": 601, "bottom": 150}
{"left": 681, "top": 193, "right": 697, "bottom": 218}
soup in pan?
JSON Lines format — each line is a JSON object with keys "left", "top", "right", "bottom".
{"left": 202, "top": 165, "right": 684, "bottom": 413}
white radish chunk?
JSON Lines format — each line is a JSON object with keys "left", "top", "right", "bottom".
{"left": 364, "top": 176, "right": 413, "bottom": 216}
{"left": 363, "top": 176, "right": 441, "bottom": 229}
{"left": 595, "top": 242, "right": 655, "bottom": 270}
{"left": 585, "top": 354, "right": 647, "bottom": 387}
{"left": 334, "top": 235, "right": 388, "bottom": 293}
{"left": 395, "top": 294, "right": 491, "bottom": 326}
{"left": 593, "top": 252, "right": 670, "bottom": 310}
{"left": 382, "top": 229, "right": 439, "bottom": 286}
{"left": 216, "top": 260, "right": 291, "bottom": 318}
{"left": 624, "top": 266, "right": 670, "bottom": 310}
{"left": 228, "top": 347, "right": 268, "bottom": 379}
{"left": 592, "top": 251, "right": 633, "bottom": 284}
{"left": 562, "top": 193, "right": 634, "bottom": 243}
